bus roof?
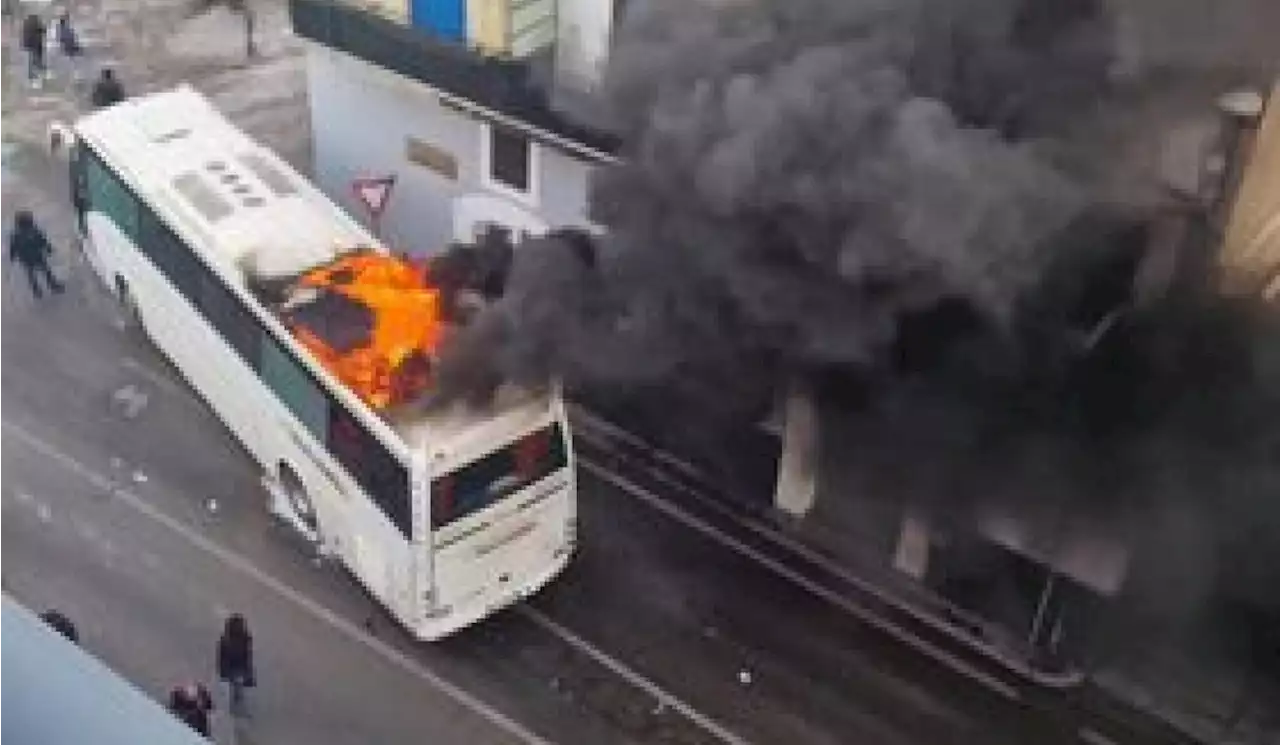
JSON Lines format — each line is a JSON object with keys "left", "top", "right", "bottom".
{"left": 75, "top": 85, "right": 371, "bottom": 282}
{"left": 73, "top": 86, "right": 552, "bottom": 457}
{"left": 3, "top": 597, "right": 210, "bottom": 745}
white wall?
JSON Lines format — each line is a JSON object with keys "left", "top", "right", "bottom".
{"left": 305, "top": 44, "right": 596, "bottom": 256}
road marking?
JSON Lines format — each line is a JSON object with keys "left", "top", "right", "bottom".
{"left": 517, "top": 605, "right": 752, "bottom": 745}
{"left": 578, "top": 460, "right": 1021, "bottom": 701}
{"left": 120, "top": 356, "right": 187, "bottom": 397}
{"left": 2, "top": 419, "right": 552, "bottom": 745}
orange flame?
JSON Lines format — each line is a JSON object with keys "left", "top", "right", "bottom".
{"left": 287, "top": 251, "right": 444, "bottom": 409}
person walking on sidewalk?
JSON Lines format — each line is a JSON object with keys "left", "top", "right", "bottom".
{"left": 168, "top": 682, "right": 214, "bottom": 738}
{"left": 8, "top": 211, "right": 65, "bottom": 299}
{"left": 55, "top": 11, "right": 84, "bottom": 83}
{"left": 217, "top": 613, "right": 256, "bottom": 718}
{"left": 90, "top": 67, "right": 125, "bottom": 109}
{"left": 21, "top": 13, "right": 47, "bottom": 86}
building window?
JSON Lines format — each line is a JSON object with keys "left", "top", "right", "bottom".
{"left": 483, "top": 123, "right": 536, "bottom": 201}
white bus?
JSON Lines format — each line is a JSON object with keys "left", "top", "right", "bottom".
{"left": 64, "top": 86, "right": 577, "bottom": 639}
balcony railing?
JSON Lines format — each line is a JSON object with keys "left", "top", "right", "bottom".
{"left": 289, "top": 0, "right": 620, "bottom": 158}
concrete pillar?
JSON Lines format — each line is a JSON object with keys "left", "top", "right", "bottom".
{"left": 773, "top": 379, "right": 818, "bottom": 517}
{"left": 892, "top": 512, "right": 931, "bottom": 580}
{"left": 1212, "top": 88, "right": 1266, "bottom": 229}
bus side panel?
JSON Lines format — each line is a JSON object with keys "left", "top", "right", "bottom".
{"left": 97, "top": 218, "right": 271, "bottom": 466}
{"left": 79, "top": 216, "right": 113, "bottom": 289}
{"left": 84, "top": 213, "right": 128, "bottom": 297}
{"left": 90, "top": 218, "right": 378, "bottom": 604}
{"left": 93, "top": 217, "right": 414, "bottom": 617}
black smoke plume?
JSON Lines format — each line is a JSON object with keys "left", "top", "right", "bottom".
{"left": 437, "top": 0, "right": 1280, "bottom": 665}
{"left": 441, "top": 0, "right": 1121, "bottom": 397}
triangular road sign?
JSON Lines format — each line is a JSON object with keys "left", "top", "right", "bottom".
{"left": 352, "top": 175, "right": 396, "bottom": 217}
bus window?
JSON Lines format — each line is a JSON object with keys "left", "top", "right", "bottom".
{"left": 83, "top": 149, "right": 139, "bottom": 239}
{"left": 199, "top": 276, "right": 260, "bottom": 365}
{"left": 259, "top": 335, "right": 328, "bottom": 441}
{"left": 139, "top": 211, "right": 201, "bottom": 302}
{"left": 327, "top": 405, "right": 412, "bottom": 538}
{"left": 431, "top": 423, "right": 567, "bottom": 529}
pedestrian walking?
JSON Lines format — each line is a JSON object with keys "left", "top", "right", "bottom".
{"left": 217, "top": 613, "right": 255, "bottom": 717}
{"left": 8, "top": 211, "right": 65, "bottom": 298}
{"left": 39, "top": 609, "right": 79, "bottom": 643}
{"left": 168, "top": 682, "right": 214, "bottom": 738}
{"left": 21, "top": 13, "right": 47, "bottom": 86}
{"left": 55, "top": 11, "right": 84, "bottom": 83}
{"left": 90, "top": 67, "right": 125, "bottom": 109}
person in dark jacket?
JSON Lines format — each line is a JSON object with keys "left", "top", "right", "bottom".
{"left": 8, "top": 211, "right": 64, "bottom": 298}
{"left": 39, "top": 610, "right": 79, "bottom": 643}
{"left": 21, "top": 13, "right": 47, "bottom": 84}
{"left": 90, "top": 67, "right": 126, "bottom": 109}
{"left": 55, "top": 11, "right": 84, "bottom": 81}
{"left": 168, "top": 682, "right": 214, "bottom": 738}
{"left": 217, "top": 613, "right": 255, "bottom": 717}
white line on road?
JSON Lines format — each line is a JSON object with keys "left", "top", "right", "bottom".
{"left": 2, "top": 419, "right": 553, "bottom": 745}
{"left": 516, "top": 605, "right": 752, "bottom": 745}
{"left": 578, "top": 460, "right": 1022, "bottom": 701}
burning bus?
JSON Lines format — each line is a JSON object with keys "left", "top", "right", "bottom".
{"left": 63, "top": 85, "right": 576, "bottom": 639}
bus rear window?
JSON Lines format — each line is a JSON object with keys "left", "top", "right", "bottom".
{"left": 431, "top": 424, "right": 568, "bottom": 529}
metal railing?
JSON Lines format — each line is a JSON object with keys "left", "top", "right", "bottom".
{"left": 288, "top": 0, "right": 620, "bottom": 156}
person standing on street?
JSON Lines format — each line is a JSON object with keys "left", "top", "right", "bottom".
{"left": 8, "top": 211, "right": 64, "bottom": 298}
{"left": 217, "top": 613, "right": 256, "bottom": 717}
{"left": 21, "top": 13, "right": 47, "bottom": 86}
{"left": 168, "top": 682, "right": 215, "bottom": 738}
{"left": 90, "top": 67, "right": 125, "bottom": 109}
{"left": 55, "top": 11, "right": 84, "bottom": 83}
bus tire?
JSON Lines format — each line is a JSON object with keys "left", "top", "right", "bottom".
{"left": 278, "top": 463, "right": 321, "bottom": 544}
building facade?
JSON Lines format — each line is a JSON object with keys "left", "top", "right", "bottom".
{"left": 293, "top": 0, "right": 615, "bottom": 255}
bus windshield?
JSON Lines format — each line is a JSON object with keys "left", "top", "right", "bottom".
{"left": 431, "top": 423, "right": 568, "bottom": 529}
